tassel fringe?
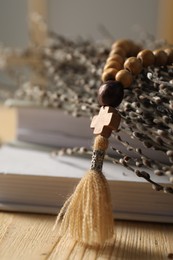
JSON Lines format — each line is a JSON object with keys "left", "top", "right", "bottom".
{"left": 55, "top": 135, "right": 114, "bottom": 246}
{"left": 55, "top": 170, "right": 114, "bottom": 245}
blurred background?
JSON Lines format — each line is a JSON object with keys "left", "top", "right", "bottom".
{"left": 0, "top": 0, "right": 172, "bottom": 48}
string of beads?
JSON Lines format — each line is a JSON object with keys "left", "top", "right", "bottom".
{"left": 98, "top": 39, "right": 173, "bottom": 110}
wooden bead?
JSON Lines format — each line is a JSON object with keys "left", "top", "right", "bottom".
{"left": 164, "top": 48, "right": 173, "bottom": 64}
{"left": 153, "top": 49, "right": 168, "bottom": 66}
{"left": 110, "top": 47, "right": 126, "bottom": 58}
{"left": 101, "top": 68, "right": 118, "bottom": 82}
{"left": 124, "top": 57, "right": 143, "bottom": 75}
{"left": 107, "top": 54, "right": 125, "bottom": 65}
{"left": 104, "top": 60, "right": 123, "bottom": 71}
{"left": 137, "top": 49, "right": 155, "bottom": 67}
{"left": 98, "top": 81, "right": 124, "bottom": 107}
{"left": 112, "top": 39, "right": 134, "bottom": 55}
{"left": 116, "top": 69, "right": 133, "bottom": 88}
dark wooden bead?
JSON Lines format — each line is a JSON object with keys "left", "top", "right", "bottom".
{"left": 98, "top": 81, "right": 124, "bottom": 107}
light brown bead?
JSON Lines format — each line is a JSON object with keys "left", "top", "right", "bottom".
{"left": 112, "top": 39, "right": 134, "bottom": 55}
{"left": 124, "top": 57, "right": 143, "bottom": 75}
{"left": 137, "top": 49, "right": 155, "bottom": 67}
{"left": 153, "top": 49, "right": 168, "bottom": 66}
{"left": 115, "top": 69, "right": 133, "bottom": 88}
{"left": 110, "top": 47, "right": 126, "bottom": 58}
{"left": 107, "top": 54, "right": 125, "bottom": 65}
{"left": 104, "top": 60, "right": 123, "bottom": 71}
{"left": 164, "top": 48, "right": 173, "bottom": 64}
{"left": 101, "top": 68, "right": 118, "bottom": 82}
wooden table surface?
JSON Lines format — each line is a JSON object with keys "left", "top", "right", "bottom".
{"left": 0, "top": 212, "right": 173, "bottom": 260}
{"left": 0, "top": 107, "right": 173, "bottom": 260}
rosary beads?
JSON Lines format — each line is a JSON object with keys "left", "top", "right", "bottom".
{"left": 91, "top": 39, "right": 173, "bottom": 138}
{"left": 56, "top": 39, "right": 173, "bottom": 246}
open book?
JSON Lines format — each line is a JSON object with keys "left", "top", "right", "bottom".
{"left": 0, "top": 143, "right": 172, "bottom": 223}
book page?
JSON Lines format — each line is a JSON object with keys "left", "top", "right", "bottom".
{"left": 0, "top": 145, "right": 169, "bottom": 183}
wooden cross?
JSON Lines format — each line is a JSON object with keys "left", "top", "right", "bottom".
{"left": 90, "top": 106, "right": 121, "bottom": 138}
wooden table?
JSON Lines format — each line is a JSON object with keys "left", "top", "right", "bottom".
{"left": 0, "top": 107, "right": 173, "bottom": 259}
{"left": 0, "top": 212, "right": 173, "bottom": 260}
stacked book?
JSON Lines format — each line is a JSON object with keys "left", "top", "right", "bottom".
{"left": 0, "top": 143, "right": 172, "bottom": 223}
{"left": 17, "top": 107, "right": 92, "bottom": 149}
{"left": 0, "top": 107, "right": 172, "bottom": 223}
{"left": 17, "top": 107, "right": 169, "bottom": 163}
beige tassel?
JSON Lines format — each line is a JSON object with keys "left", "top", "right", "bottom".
{"left": 54, "top": 135, "right": 114, "bottom": 246}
